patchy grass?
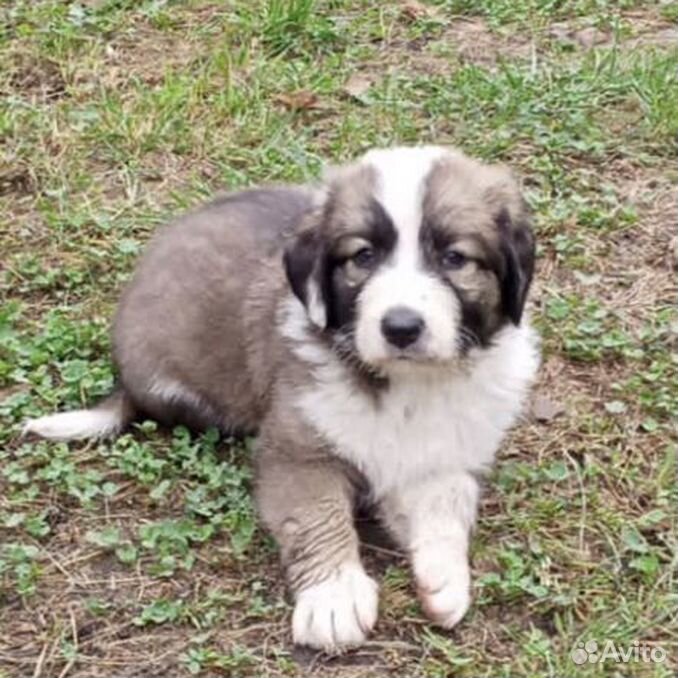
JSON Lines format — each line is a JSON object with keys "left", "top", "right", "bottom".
{"left": 1, "top": 1, "right": 676, "bottom": 676}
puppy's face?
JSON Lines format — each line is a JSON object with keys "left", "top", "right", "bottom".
{"left": 284, "top": 146, "right": 535, "bottom": 374}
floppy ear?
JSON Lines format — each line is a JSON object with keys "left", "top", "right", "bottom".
{"left": 496, "top": 205, "right": 535, "bottom": 325}
{"left": 283, "top": 227, "right": 327, "bottom": 328}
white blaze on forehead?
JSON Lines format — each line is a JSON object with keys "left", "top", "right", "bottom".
{"left": 362, "top": 145, "right": 447, "bottom": 260}
{"left": 354, "top": 146, "right": 460, "bottom": 366}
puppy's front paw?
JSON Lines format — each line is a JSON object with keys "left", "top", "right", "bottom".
{"left": 413, "top": 541, "right": 471, "bottom": 629}
{"left": 292, "top": 562, "right": 378, "bottom": 650}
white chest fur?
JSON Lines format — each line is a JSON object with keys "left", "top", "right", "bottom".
{"left": 293, "top": 323, "right": 539, "bottom": 499}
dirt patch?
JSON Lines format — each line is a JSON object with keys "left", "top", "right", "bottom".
{"left": 347, "top": 14, "right": 534, "bottom": 85}
{"left": 383, "top": 9, "right": 678, "bottom": 80}
{"left": 388, "top": 16, "right": 533, "bottom": 77}
{"left": 620, "top": 9, "right": 678, "bottom": 48}
{"left": 98, "top": 32, "right": 205, "bottom": 87}
{"left": 606, "top": 168, "right": 676, "bottom": 285}
{"left": 5, "top": 53, "right": 67, "bottom": 101}
{"left": 571, "top": 165, "right": 675, "bottom": 327}
{"left": 549, "top": 11, "right": 678, "bottom": 51}
{"left": 439, "top": 17, "right": 533, "bottom": 67}
{"left": 0, "top": 167, "right": 37, "bottom": 197}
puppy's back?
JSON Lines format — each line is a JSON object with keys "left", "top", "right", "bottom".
{"left": 113, "top": 186, "right": 316, "bottom": 431}
{"left": 25, "top": 186, "right": 316, "bottom": 440}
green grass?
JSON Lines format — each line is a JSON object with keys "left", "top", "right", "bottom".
{"left": 1, "top": 1, "right": 677, "bottom": 676}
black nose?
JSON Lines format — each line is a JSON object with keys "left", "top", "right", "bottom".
{"left": 381, "top": 306, "right": 425, "bottom": 349}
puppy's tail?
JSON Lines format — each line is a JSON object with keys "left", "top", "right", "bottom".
{"left": 22, "top": 388, "right": 136, "bottom": 442}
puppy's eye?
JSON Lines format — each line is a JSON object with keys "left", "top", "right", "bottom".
{"left": 351, "top": 246, "right": 376, "bottom": 269}
{"left": 441, "top": 249, "right": 467, "bottom": 270}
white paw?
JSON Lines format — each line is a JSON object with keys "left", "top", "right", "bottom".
{"left": 413, "top": 540, "right": 471, "bottom": 629}
{"left": 292, "top": 562, "right": 378, "bottom": 650}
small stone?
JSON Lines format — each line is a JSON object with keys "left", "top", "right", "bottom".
{"left": 574, "top": 27, "right": 608, "bottom": 49}
{"left": 531, "top": 394, "right": 565, "bottom": 422}
{"left": 343, "top": 74, "right": 373, "bottom": 100}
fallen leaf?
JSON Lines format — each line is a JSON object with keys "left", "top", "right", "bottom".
{"left": 274, "top": 90, "right": 321, "bottom": 111}
{"left": 401, "top": 0, "right": 433, "bottom": 22}
{"left": 104, "top": 43, "right": 119, "bottom": 59}
{"left": 0, "top": 168, "right": 35, "bottom": 197}
{"left": 342, "top": 73, "right": 373, "bottom": 100}
{"left": 531, "top": 394, "right": 565, "bottom": 422}
{"left": 573, "top": 270, "right": 602, "bottom": 286}
{"left": 548, "top": 22, "right": 572, "bottom": 42}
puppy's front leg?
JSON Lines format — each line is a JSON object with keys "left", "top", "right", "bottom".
{"left": 255, "top": 453, "right": 378, "bottom": 650}
{"left": 380, "top": 473, "right": 479, "bottom": 628}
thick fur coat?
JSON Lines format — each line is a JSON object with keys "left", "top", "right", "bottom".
{"left": 25, "top": 146, "right": 540, "bottom": 650}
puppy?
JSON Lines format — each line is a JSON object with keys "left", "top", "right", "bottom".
{"left": 24, "top": 146, "right": 539, "bottom": 650}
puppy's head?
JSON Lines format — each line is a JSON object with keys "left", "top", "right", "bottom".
{"left": 284, "top": 146, "right": 535, "bottom": 373}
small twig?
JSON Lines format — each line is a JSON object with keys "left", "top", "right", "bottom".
{"left": 223, "top": 622, "right": 276, "bottom": 640}
{"left": 58, "top": 575, "right": 143, "bottom": 586}
{"left": 57, "top": 605, "right": 79, "bottom": 678}
{"left": 530, "top": 38, "right": 538, "bottom": 76}
{"left": 0, "top": 653, "right": 31, "bottom": 665}
{"left": 32, "top": 640, "right": 49, "bottom": 678}
{"left": 78, "top": 621, "right": 136, "bottom": 649}
{"left": 61, "top": 549, "right": 104, "bottom": 568}
{"left": 33, "top": 539, "right": 76, "bottom": 584}
{"left": 564, "top": 450, "right": 587, "bottom": 555}
{"left": 360, "top": 639, "right": 421, "bottom": 652}
{"left": 71, "top": 647, "right": 178, "bottom": 666}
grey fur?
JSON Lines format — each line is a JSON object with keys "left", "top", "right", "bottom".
{"left": 109, "top": 184, "right": 367, "bottom": 594}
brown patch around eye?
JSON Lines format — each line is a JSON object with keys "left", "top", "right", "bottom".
{"left": 449, "top": 239, "right": 487, "bottom": 262}
{"left": 445, "top": 257, "right": 479, "bottom": 279}
{"left": 334, "top": 236, "right": 373, "bottom": 260}
{"left": 453, "top": 266, "right": 499, "bottom": 305}
{"left": 332, "top": 236, "right": 373, "bottom": 286}
{"left": 342, "top": 261, "right": 370, "bottom": 287}
{"left": 425, "top": 229, "right": 501, "bottom": 312}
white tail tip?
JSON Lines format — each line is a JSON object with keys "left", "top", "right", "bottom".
{"left": 22, "top": 408, "right": 122, "bottom": 441}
